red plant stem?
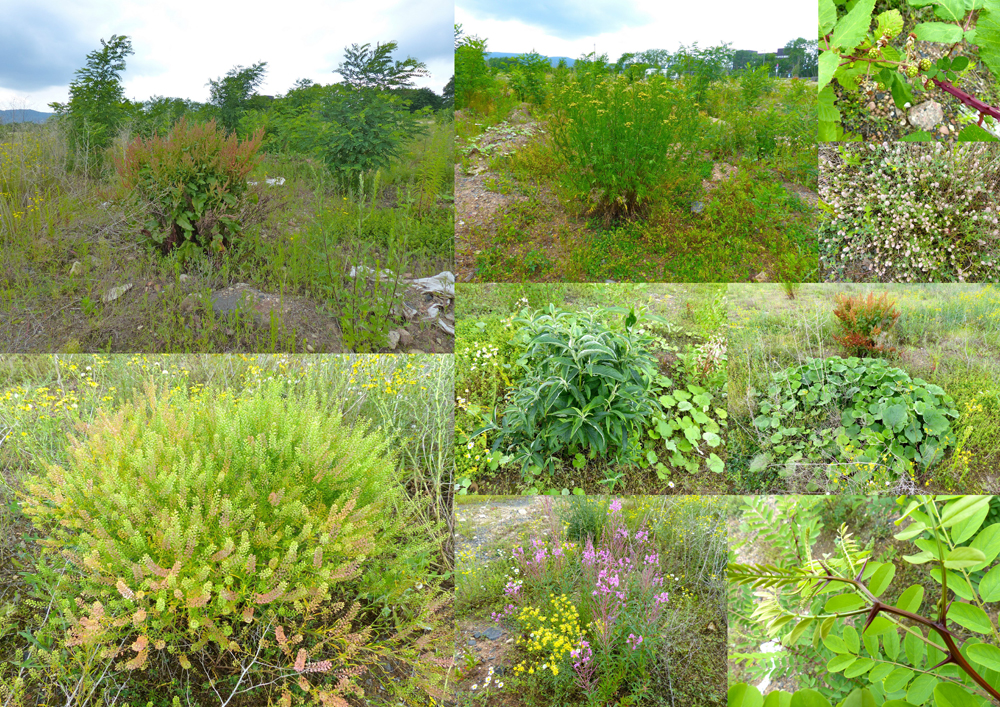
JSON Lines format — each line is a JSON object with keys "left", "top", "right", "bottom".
{"left": 931, "top": 78, "right": 1000, "bottom": 126}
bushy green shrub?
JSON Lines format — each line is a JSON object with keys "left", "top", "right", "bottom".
{"left": 752, "top": 356, "right": 960, "bottom": 483}
{"left": 21, "top": 381, "right": 407, "bottom": 700}
{"left": 116, "top": 116, "right": 263, "bottom": 257}
{"left": 487, "top": 306, "right": 659, "bottom": 476}
{"left": 550, "top": 75, "right": 707, "bottom": 222}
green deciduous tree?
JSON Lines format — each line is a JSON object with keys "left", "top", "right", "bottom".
{"left": 336, "top": 41, "right": 428, "bottom": 91}
{"left": 207, "top": 61, "right": 267, "bottom": 134}
{"left": 49, "top": 34, "right": 134, "bottom": 172}
{"left": 454, "top": 24, "right": 493, "bottom": 110}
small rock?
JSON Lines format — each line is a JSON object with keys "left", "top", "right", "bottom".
{"left": 476, "top": 627, "right": 503, "bottom": 641}
{"left": 306, "top": 343, "right": 315, "bottom": 353}
{"left": 866, "top": 101, "right": 876, "bottom": 111}
{"left": 604, "top": 279, "right": 617, "bottom": 284}
{"left": 399, "top": 329, "right": 414, "bottom": 347}
{"left": 939, "top": 125, "right": 950, "bottom": 136}
{"left": 468, "top": 638, "right": 476, "bottom": 646}
{"left": 908, "top": 100, "right": 944, "bottom": 131}
{"left": 753, "top": 271, "right": 771, "bottom": 283}
{"left": 102, "top": 283, "right": 133, "bottom": 303}
{"left": 69, "top": 260, "right": 82, "bottom": 275}
{"left": 505, "top": 638, "right": 514, "bottom": 645}
{"left": 179, "top": 274, "right": 190, "bottom": 283}
{"left": 387, "top": 330, "right": 401, "bottom": 350}
{"left": 180, "top": 294, "right": 201, "bottom": 314}
{"left": 518, "top": 508, "right": 527, "bottom": 516}
{"left": 691, "top": 200, "right": 704, "bottom": 214}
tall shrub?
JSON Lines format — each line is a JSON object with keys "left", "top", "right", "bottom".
{"left": 832, "top": 291, "right": 901, "bottom": 357}
{"left": 116, "top": 117, "right": 263, "bottom": 256}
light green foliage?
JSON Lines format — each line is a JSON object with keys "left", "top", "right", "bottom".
{"left": 644, "top": 371, "right": 727, "bottom": 477}
{"left": 21, "top": 380, "right": 402, "bottom": 684}
{"left": 508, "top": 52, "right": 550, "bottom": 105}
{"left": 116, "top": 116, "right": 264, "bottom": 257}
{"left": 550, "top": 74, "right": 706, "bottom": 222}
{"left": 730, "top": 495, "right": 1000, "bottom": 706}
{"left": 454, "top": 25, "right": 494, "bottom": 111}
{"left": 488, "top": 306, "right": 660, "bottom": 477}
{"left": 753, "top": 356, "right": 959, "bottom": 485}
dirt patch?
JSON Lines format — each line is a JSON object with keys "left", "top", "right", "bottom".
{"left": 455, "top": 497, "right": 552, "bottom": 561}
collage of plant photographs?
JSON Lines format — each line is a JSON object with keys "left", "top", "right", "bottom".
{"left": 0, "top": 0, "right": 998, "bottom": 705}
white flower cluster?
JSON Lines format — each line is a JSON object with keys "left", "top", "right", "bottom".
{"left": 819, "top": 142, "right": 1000, "bottom": 283}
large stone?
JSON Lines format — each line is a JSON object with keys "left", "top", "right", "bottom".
{"left": 908, "top": 101, "right": 944, "bottom": 131}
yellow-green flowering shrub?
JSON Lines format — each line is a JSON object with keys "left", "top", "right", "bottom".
{"left": 21, "top": 380, "right": 402, "bottom": 698}
{"left": 512, "top": 593, "right": 582, "bottom": 678}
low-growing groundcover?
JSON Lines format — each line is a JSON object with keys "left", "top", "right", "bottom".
{"left": 819, "top": 143, "right": 1000, "bottom": 283}
{"left": 454, "top": 284, "right": 728, "bottom": 495}
{"left": 454, "top": 35, "right": 817, "bottom": 284}
{"left": 0, "top": 354, "right": 454, "bottom": 706}
{"left": 454, "top": 496, "right": 727, "bottom": 707}
{"left": 728, "top": 283, "right": 1000, "bottom": 493}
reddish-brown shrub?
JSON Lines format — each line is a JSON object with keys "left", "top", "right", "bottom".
{"left": 832, "top": 291, "right": 900, "bottom": 357}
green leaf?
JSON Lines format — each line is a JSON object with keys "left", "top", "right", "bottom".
{"left": 825, "top": 593, "right": 865, "bottom": 613}
{"left": 940, "top": 496, "right": 991, "bottom": 527}
{"left": 843, "top": 688, "right": 878, "bottom": 707}
{"left": 967, "top": 642, "right": 1000, "bottom": 672}
{"left": 980, "top": 0, "right": 1000, "bottom": 78}
{"left": 876, "top": 9, "right": 905, "bottom": 38}
{"left": 820, "top": 0, "right": 839, "bottom": 34}
{"left": 824, "top": 633, "right": 851, "bottom": 654}
{"left": 979, "top": 564, "right": 1000, "bottom": 602}
{"left": 906, "top": 674, "right": 938, "bottom": 705}
{"left": 832, "top": 0, "right": 877, "bottom": 51}
{"left": 914, "top": 21, "right": 965, "bottom": 42}
{"left": 882, "top": 404, "right": 908, "bottom": 431}
{"left": 903, "top": 550, "right": 937, "bottom": 564}
{"left": 869, "top": 563, "right": 895, "bottom": 597}
{"left": 790, "top": 689, "right": 832, "bottom": 707}
{"left": 707, "top": 453, "right": 725, "bottom": 473}
{"left": 819, "top": 50, "right": 841, "bottom": 93}
{"left": 957, "top": 124, "right": 1000, "bottom": 142}
{"left": 904, "top": 627, "right": 925, "bottom": 668}
{"left": 897, "top": 584, "right": 924, "bottom": 613}
{"left": 703, "top": 431, "right": 722, "bottom": 447}
{"left": 932, "top": 682, "right": 980, "bottom": 707}
{"left": 729, "top": 683, "right": 764, "bottom": 707}
{"left": 969, "top": 524, "right": 1000, "bottom": 569}
{"left": 951, "top": 501, "right": 991, "bottom": 544}
{"left": 844, "top": 625, "right": 860, "bottom": 654}
{"left": 844, "top": 657, "right": 875, "bottom": 678}
{"left": 869, "top": 662, "right": 893, "bottom": 684}
{"left": 827, "top": 653, "right": 859, "bottom": 672}
{"left": 948, "top": 602, "right": 993, "bottom": 634}
{"left": 932, "top": 0, "right": 969, "bottom": 21}
{"left": 944, "top": 547, "right": 986, "bottom": 569}
{"left": 922, "top": 408, "right": 952, "bottom": 436}
{"left": 884, "top": 667, "right": 914, "bottom": 692}
{"left": 764, "top": 692, "right": 792, "bottom": 707}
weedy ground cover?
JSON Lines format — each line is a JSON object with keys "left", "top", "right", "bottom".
{"left": 0, "top": 353, "right": 453, "bottom": 706}
{"left": 728, "top": 283, "right": 1000, "bottom": 494}
{"left": 455, "top": 283, "right": 727, "bottom": 496}
{"left": 729, "top": 495, "right": 1000, "bottom": 706}
{"left": 454, "top": 52, "right": 817, "bottom": 283}
{"left": 819, "top": 143, "right": 1000, "bottom": 283}
{"left": 454, "top": 495, "right": 727, "bottom": 707}
{"left": 0, "top": 115, "right": 453, "bottom": 353}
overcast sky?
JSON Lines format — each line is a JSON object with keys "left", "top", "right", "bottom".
{"left": 456, "top": 0, "right": 813, "bottom": 61}
{"left": 0, "top": 0, "right": 454, "bottom": 113}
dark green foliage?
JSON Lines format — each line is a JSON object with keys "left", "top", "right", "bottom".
{"left": 207, "top": 62, "right": 268, "bottom": 134}
{"left": 336, "top": 41, "right": 428, "bottom": 91}
{"left": 509, "top": 51, "right": 550, "bottom": 104}
{"left": 454, "top": 25, "right": 493, "bottom": 110}
{"left": 488, "top": 306, "right": 660, "bottom": 476}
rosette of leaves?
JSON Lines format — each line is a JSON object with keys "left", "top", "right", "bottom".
{"left": 751, "top": 356, "right": 959, "bottom": 479}
{"left": 819, "top": 0, "right": 1000, "bottom": 142}
{"left": 643, "top": 376, "right": 726, "bottom": 475}
{"left": 486, "top": 306, "right": 659, "bottom": 478}
{"left": 20, "top": 381, "right": 404, "bottom": 684}
{"left": 729, "top": 495, "right": 1000, "bottom": 706}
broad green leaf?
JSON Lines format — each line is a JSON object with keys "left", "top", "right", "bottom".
{"left": 929, "top": 567, "right": 977, "bottom": 600}
{"left": 951, "top": 502, "right": 991, "bottom": 544}
{"left": 844, "top": 625, "right": 860, "bottom": 654}
{"left": 896, "top": 584, "right": 924, "bottom": 614}
{"left": 844, "top": 657, "right": 875, "bottom": 678}
{"left": 932, "top": 0, "right": 969, "bottom": 20}
{"left": 819, "top": 85, "right": 840, "bottom": 121}
{"left": 827, "top": 653, "right": 859, "bottom": 672}
{"left": 957, "top": 124, "right": 1000, "bottom": 142}
{"left": 904, "top": 627, "right": 925, "bottom": 668}
{"left": 825, "top": 593, "right": 865, "bottom": 613}
{"left": 843, "top": 688, "right": 878, "bottom": 707}
{"left": 914, "top": 21, "right": 965, "bottom": 42}
{"left": 707, "top": 453, "right": 725, "bottom": 473}
{"left": 883, "top": 403, "right": 908, "bottom": 430}
{"left": 820, "top": 0, "right": 839, "bottom": 34}
{"left": 979, "top": 564, "right": 1000, "bottom": 602}
{"left": 884, "top": 627, "right": 900, "bottom": 660}
{"left": 980, "top": 0, "right": 1000, "bottom": 78}
{"left": 832, "top": 0, "right": 877, "bottom": 51}
{"left": 876, "top": 9, "right": 905, "bottom": 38}
{"left": 948, "top": 602, "right": 993, "bottom": 634}
{"left": 869, "top": 563, "right": 896, "bottom": 596}
{"left": 819, "top": 50, "right": 841, "bottom": 93}
{"left": 703, "top": 431, "right": 721, "bottom": 447}
{"left": 906, "top": 673, "right": 938, "bottom": 705}
{"left": 922, "top": 408, "right": 952, "bottom": 436}
{"left": 824, "top": 633, "right": 851, "bottom": 654}
{"left": 884, "top": 667, "right": 914, "bottom": 692}
{"left": 940, "top": 496, "right": 991, "bottom": 527}
{"left": 944, "top": 547, "right": 986, "bottom": 569}
{"left": 869, "top": 662, "right": 894, "bottom": 683}
{"left": 790, "top": 689, "right": 832, "bottom": 707}
{"left": 932, "top": 681, "right": 980, "bottom": 707}
{"left": 785, "top": 618, "right": 814, "bottom": 646}
{"left": 764, "top": 691, "right": 792, "bottom": 707}
{"left": 901, "top": 131, "right": 936, "bottom": 142}
{"left": 895, "top": 522, "right": 927, "bottom": 540}
{"left": 969, "top": 524, "right": 1000, "bottom": 570}
{"left": 729, "top": 684, "right": 764, "bottom": 707}
{"left": 967, "top": 642, "right": 1000, "bottom": 672}
{"left": 903, "top": 551, "right": 936, "bottom": 564}
{"left": 866, "top": 615, "right": 895, "bottom": 636}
